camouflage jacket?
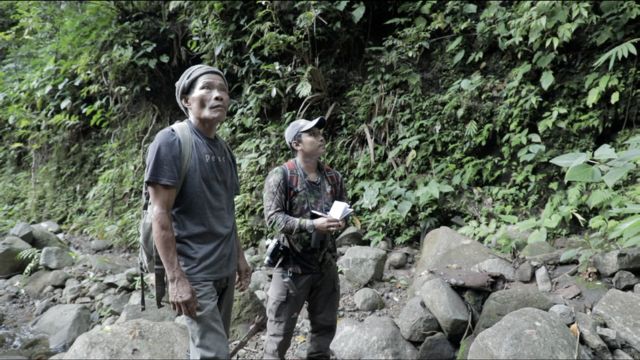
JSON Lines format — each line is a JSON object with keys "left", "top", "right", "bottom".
{"left": 263, "top": 159, "right": 347, "bottom": 272}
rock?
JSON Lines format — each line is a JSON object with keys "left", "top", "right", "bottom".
{"left": 469, "top": 308, "right": 580, "bottom": 359}
{"left": 593, "top": 289, "right": 640, "bottom": 352}
{"left": 386, "top": 251, "right": 408, "bottom": 269}
{"left": 597, "top": 326, "right": 620, "bottom": 349}
{"left": 249, "top": 270, "right": 271, "bottom": 294}
{"left": 336, "top": 246, "right": 386, "bottom": 288}
{"left": 418, "top": 332, "right": 455, "bottom": 360}
{"left": 575, "top": 312, "right": 611, "bottom": 359}
{"left": 9, "top": 222, "right": 34, "bottom": 244}
{"left": 229, "top": 289, "right": 265, "bottom": 342}
{"left": 99, "top": 293, "right": 131, "bottom": 316}
{"left": 635, "top": 284, "right": 640, "bottom": 294}
{"left": 420, "top": 278, "right": 469, "bottom": 338}
{"left": 82, "top": 254, "right": 133, "bottom": 274}
{"left": 31, "top": 226, "right": 67, "bottom": 249}
{"left": 23, "top": 270, "right": 71, "bottom": 299}
{"left": 555, "top": 284, "right": 582, "bottom": 300}
{"left": 475, "top": 285, "right": 553, "bottom": 334}
{"left": 36, "top": 221, "right": 61, "bottom": 234}
{"left": 593, "top": 248, "right": 640, "bottom": 277}
{"left": 331, "top": 316, "right": 418, "bottom": 359}
{"left": 61, "top": 319, "right": 188, "bottom": 359}
{"left": 470, "top": 258, "right": 516, "bottom": 281}
{"left": 353, "top": 288, "right": 385, "bottom": 311}
{"left": 39, "top": 247, "right": 74, "bottom": 270}
{"left": 87, "top": 282, "right": 109, "bottom": 298}
{"left": 31, "top": 304, "right": 91, "bottom": 352}
{"left": 515, "top": 261, "right": 534, "bottom": 282}
{"left": 335, "top": 226, "right": 364, "bottom": 247}
{"left": 521, "top": 241, "right": 556, "bottom": 257}
{"left": 116, "top": 298, "right": 176, "bottom": 324}
{"left": 612, "top": 270, "right": 639, "bottom": 290}
{"left": 535, "top": 266, "right": 552, "bottom": 292}
{"left": 103, "top": 273, "right": 132, "bottom": 290}
{"left": 88, "top": 240, "right": 111, "bottom": 252}
{"left": 549, "top": 304, "right": 574, "bottom": 325}
{"left": 411, "top": 227, "right": 500, "bottom": 296}
{"left": 0, "top": 236, "right": 32, "bottom": 277}
{"left": 394, "top": 297, "right": 440, "bottom": 342}
{"left": 613, "top": 349, "right": 634, "bottom": 360}
{"left": 338, "top": 274, "right": 356, "bottom": 296}
{"left": 62, "top": 279, "right": 84, "bottom": 304}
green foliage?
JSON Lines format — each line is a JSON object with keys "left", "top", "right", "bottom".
{"left": 0, "top": 0, "right": 639, "bottom": 258}
{"left": 17, "top": 247, "right": 41, "bottom": 275}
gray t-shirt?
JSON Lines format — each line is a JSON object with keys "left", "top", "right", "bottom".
{"left": 144, "top": 120, "right": 239, "bottom": 281}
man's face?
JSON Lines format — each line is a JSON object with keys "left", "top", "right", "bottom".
{"left": 182, "top": 74, "right": 230, "bottom": 124}
{"left": 293, "top": 127, "right": 326, "bottom": 157}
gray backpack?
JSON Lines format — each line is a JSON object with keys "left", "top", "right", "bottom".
{"left": 138, "top": 120, "right": 193, "bottom": 309}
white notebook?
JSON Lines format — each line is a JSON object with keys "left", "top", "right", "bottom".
{"left": 311, "top": 201, "right": 353, "bottom": 220}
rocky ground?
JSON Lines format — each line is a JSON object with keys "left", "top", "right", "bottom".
{"left": 1, "top": 221, "right": 640, "bottom": 359}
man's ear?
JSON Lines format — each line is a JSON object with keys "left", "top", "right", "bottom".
{"left": 181, "top": 96, "right": 191, "bottom": 110}
{"left": 291, "top": 140, "right": 302, "bottom": 151}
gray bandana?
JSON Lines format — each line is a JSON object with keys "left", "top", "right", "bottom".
{"left": 175, "top": 65, "right": 228, "bottom": 116}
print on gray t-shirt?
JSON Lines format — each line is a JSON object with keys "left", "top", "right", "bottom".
{"left": 145, "top": 120, "right": 239, "bottom": 281}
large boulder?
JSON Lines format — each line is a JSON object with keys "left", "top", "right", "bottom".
{"left": 331, "top": 316, "right": 418, "bottom": 359}
{"left": 335, "top": 226, "right": 364, "bottom": 247}
{"left": 353, "top": 288, "right": 385, "bottom": 311}
{"left": 475, "top": 285, "right": 553, "bottom": 334}
{"left": 593, "top": 249, "right": 640, "bottom": 277}
{"left": 411, "top": 227, "right": 500, "bottom": 295}
{"left": 229, "top": 289, "right": 265, "bottom": 342}
{"left": 61, "top": 319, "right": 188, "bottom": 359}
{"left": 9, "top": 222, "right": 34, "bottom": 244}
{"left": 22, "top": 270, "right": 70, "bottom": 299}
{"left": 593, "top": 289, "right": 640, "bottom": 353}
{"left": 336, "top": 246, "right": 386, "bottom": 288}
{"left": 0, "top": 236, "right": 32, "bottom": 277}
{"left": 117, "top": 292, "right": 176, "bottom": 323}
{"left": 395, "top": 297, "right": 440, "bottom": 342}
{"left": 420, "top": 278, "right": 469, "bottom": 338}
{"left": 31, "top": 226, "right": 66, "bottom": 249}
{"left": 468, "top": 307, "right": 580, "bottom": 359}
{"left": 418, "top": 332, "right": 455, "bottom": 360}
{"left": 31, "top": 304, "right": 91, "bottom": 351}
{"left": 39, "top": 247, "right": 74, "bottom": 270}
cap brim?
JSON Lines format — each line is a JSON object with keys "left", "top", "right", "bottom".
{"left": 300, "top": 116, "right": 326, "bottom": 133}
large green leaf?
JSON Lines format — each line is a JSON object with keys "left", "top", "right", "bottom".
{"left": 527, "top": 228, "right": 547, "bottom": 244}
{"left": 540, "top": 70, "right": 554, "bottom": 90}
{"left": 550, "top": 152, "right": 588, "bottom": 167}
{"left": 593, "top": 144, "right": 617, "bottom": 160}
{"left": 564, "top": 164, "right": 602, "bottom": 183}
{"left": 603, "top": 166, "right": 631, "bottom": 188}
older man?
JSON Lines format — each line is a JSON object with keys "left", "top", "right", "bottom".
{"left": 145, "top": 64, "right": 251, "bottom": 359}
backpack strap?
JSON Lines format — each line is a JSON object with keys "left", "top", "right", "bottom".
{"left": 282, "top": 160, "right": 299, "bottom": 206}
{"left": 171, "top": 120, "right": 194, "bottom": 192}
{"left": 152, "top": 120, "right": 193, "bottom": 309}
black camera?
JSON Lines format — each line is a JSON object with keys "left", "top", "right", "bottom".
{"left": 264, "top": 238, "right": 284, "bottom": 267}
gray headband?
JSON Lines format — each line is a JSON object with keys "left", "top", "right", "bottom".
{"left": 175, "top": 64, "right": 228, "bottom": 116}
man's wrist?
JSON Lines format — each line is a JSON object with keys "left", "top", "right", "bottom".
{"left": 304, "top": 219, "right": 315, "bottom": 233}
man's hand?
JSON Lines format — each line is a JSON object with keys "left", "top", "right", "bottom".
{"left": 313, "top": 217, "right": 345, "bottom": 233}
{"left": 236, "top": 254, "right": 252, "bottom": 291}
{"left": 168, "top": 275, "right": 198, "bottom": 318}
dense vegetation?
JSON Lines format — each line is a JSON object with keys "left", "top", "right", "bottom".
{"left": 1, "top": 1, "right": 639, "bottom": 269}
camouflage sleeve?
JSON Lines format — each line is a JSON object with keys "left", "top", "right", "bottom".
{"left": 263, "top": 167, "right": 310, "bottom": 235}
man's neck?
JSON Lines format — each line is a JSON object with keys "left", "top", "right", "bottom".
{"left": 190, "top": 117, "right": 218, "bottom": 138}
{"left": 295, "top": 154, "right": 320, "bottom": 175}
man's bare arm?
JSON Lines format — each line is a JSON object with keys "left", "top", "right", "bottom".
{"left": 148, "top": 183, "right": 197, "bottom": 318}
